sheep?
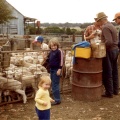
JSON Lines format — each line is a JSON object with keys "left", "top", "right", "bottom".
{"left": 28, "top": 64, "right": 47, "bottom": 74}
{"left": 10, "top": 57, "right": 17, "bottom": 64}
{"left": 39, "top": 65, "right": 48, "bottom": 72}
{"left": 23, "top": 56, "right": 34, "bottom": 64}
{"left": 38, "top": 55, "right": 44, "bottom": 64}
{"left": 14, "top": 72, "right": 38, "bottom": 97}
{"left": 12, "top": 56, "right": 33, "bottom": 67}
{"left": 4, "top": 64, "right": 48, "bottom": 98}
{"left": 3, "top": 90, "right": 21, "bottom": 102}
{"left": 3, "top": 90, "right": 12, "bottom": 102}
{"left": 34, "top": 71, "right": 50, "bottom": 77}
{"left": 65, "top": 61, "right": 73, "bottom": 78}
{"left": 4, "top": 69, "right": 31, "bottom": 79}
{"left": 22, "top": 61, "right": 34, "bottom": 67}
{"left": 68, "top": 66, "right": 73, "bottom": 84}
{"left": 28, "top": 65, "right": 41, "bottom": 74}
{"left": 34, "top": 71, "right": 50, "bottom": 85}
{"left": 14, "top": 57, "right": 34, "bottom": 67}
{"left": 15, "top": 68, "right": 32, "bottom": 76}
{"left": 4, "top": 70, "right": 15, "bottom": 79}
{"left": 64, "top": 51, "right": 73, "bottom": 79}
{"left": 90, "top": 29, "right": 102, "bottom": 44}
{"left": 24, "top": 52, "right": 38, "bottom": 56}
{"left": 11, "top": 52, "right": 23, "bottom": 57}
{"left": 0, "top": 76, "right": 27, "bottom": 104}
{"left": 14, "top": 57, "right": 24, "bottom": 66}
{"left": 65, "top": 51, "right": 73, "bottom": 61}
{"left": 23, "top": 52, "right": 43, "bottom": 64}
{"left": 5, "top": 64, "right": 17, "bottom": 71}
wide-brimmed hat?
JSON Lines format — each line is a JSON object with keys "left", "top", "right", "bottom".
{"left": 32, "top": 36, "right": 44, "bottom": 43}
{"left": 94, "top": 18, "right": 97, "bottom": 21}
{"left": 94, "top": 12, "right": 107, "bottom": 22}
{"left": 113, "top": 12, "right": 120, "bottom": 21}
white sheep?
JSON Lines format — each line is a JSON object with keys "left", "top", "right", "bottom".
{"left": 4, "top": 70, "right": 15, "bottom": 79}
{"left": 65, "top": 51, "right": 73, "bottom": 79}
{"left": 3, "top": 90, "right": 12, "bottom": 102}
{"left": 28, "top": 64, "right": 41, "bottom": 74}
{"left": 14, "top": 73, "right": 38, "bottom": 97}
{"left": 24, "top": 56, "right": 34, "bottom": 64}
{"left": 4, "top": 64, "right": 17, "bottom": 72}
{"left": 3, "top": 90, "right": 21, "bottom": 102}
{"left": 10, "top": 57, "right": 16, "bottom": 64}
{"left": 11, "top": 52, "right": 23, "bottom": 57}
{"left": 68, "top": 66, "right": 73, "bottom": 84}
{"left": 0, "top": 76, "right": 27, "bottom": 104}
{"left": 14, "top": 57, "right": 24, "bottom": 66}
{"left": 22, "top": 61, "right": 34, "bottom": 67}
{"left": 90, "top": 29, "right": 102, "bottom": 44}
{"left": 28, "top": 64, "right": 47, "bottom": 74}
{"left": 38, "top": 55, "right": 44, "bottom": 64}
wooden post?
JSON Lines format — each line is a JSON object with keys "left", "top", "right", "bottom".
{"left": 72, "top": 34, "right": 75, "bottom": 42}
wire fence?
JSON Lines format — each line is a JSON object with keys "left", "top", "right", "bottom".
{"left": 0, "top": 48, "right": 73, "bottom": 106}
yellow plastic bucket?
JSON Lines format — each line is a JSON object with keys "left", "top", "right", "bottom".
{"left": 72, "top": 47, "right": 91, "bottom": 59}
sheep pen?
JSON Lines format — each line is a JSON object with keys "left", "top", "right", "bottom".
{"left": 0, "top": 47, "right": 73, "bottom": 106}
{"left": 1, "top": 36, "right": 120, "bottom": 120}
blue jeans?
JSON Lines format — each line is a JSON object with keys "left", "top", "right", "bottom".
{"left": 35, "top": 107, "right": 50, "bottom": 120}
{"left": 102, "top": 49, "right": 119, "bottom": 95}
{"left": 50, "top": 68, "right": 61, "bottom": 102}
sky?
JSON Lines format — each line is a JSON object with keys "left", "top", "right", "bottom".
{"left": 6, "top": 0, "right": 120, "bottom": 23}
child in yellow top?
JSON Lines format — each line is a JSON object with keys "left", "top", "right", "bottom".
{"left": 35, "top": 75, "right": 54, "bottom": 120}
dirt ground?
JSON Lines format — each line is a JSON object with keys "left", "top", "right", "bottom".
{"left": 0, "top": 89, "right": 120, "bottom": 120}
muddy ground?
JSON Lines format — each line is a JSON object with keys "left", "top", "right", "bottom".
{"left": 0, "top": 89, "right": 120, "bottom": 120}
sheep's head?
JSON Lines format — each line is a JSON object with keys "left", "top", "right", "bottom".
{"left": 24, "top": 56, "right": 33, "bottom": 63}
{"left": 4, "top": 70, "right": 15, "bottom": 79}
{"left": 34, "top": 71, "right": 50, "bottom": 79}
{"left": 14, "top": 71, "right": 22, "bottom": 80}
{"left": 14, "top": 58, "right": 24, "bottom": 66}
{"left": 40, "top": 66, "right": 47, "bottom": 72}
{"left": 96, "top": 29, "right": 102, "bottom": 35}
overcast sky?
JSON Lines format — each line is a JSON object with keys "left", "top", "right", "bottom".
{"left": 6, "top": 0, "right": 120, "bottom": 23}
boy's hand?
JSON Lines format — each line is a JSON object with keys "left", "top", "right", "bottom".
{"left": 57, "top": 69, "right": 61, "bottom": 76}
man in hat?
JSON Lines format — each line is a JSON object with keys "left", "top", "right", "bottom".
{"left": 96, "top": 12, "right": 119, "bottom": 98}
{"left": 32, "top": 36, "right": 49, "bottom": 50}
{"left": 31, "top": 36, "right": 49, "bottom": 65}
{"left": 113, "top": 12, "right": 120, "bottom": 49}
{"left": 84, "top": 19, "right": 101, "bottom": 43}
{"left": 113, "top": 12, "right": 120, "bottom": 87}
{"left": 113, "top": 12, "right": 120, "bottom": 24}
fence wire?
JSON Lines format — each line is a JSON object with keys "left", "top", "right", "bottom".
{"left": 0, "top": 48, "right": 72, "bottom": 106}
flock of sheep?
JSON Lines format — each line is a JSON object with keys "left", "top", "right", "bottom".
{"left": 0, "top": 48, "right": 73, "bottom": 104}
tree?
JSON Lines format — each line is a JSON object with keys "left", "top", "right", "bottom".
{"left": 44, "top": 26, "right": 63, "bottom": 34}
{"left": 66, "top": 27, "right": 71, "bottom": 35}
{"left": 71, "top": 28, "right": 77, "bottom": 34}
{"left": 0, "top": 0, "right": 14, "bottom": 24}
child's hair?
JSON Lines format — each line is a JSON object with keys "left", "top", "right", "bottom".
{"left": 48, "top": 37, "right": 60, "bottom": 49}
{"left": 38, "top": 75, "right": 51, "bottom": 87}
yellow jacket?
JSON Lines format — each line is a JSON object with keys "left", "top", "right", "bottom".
{"left": 35, "top": 88, "right": 52, "bottom": 110}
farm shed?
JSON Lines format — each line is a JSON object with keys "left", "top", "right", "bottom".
{"left": 0, "top": 0, "right": 37, "bottom": 35}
